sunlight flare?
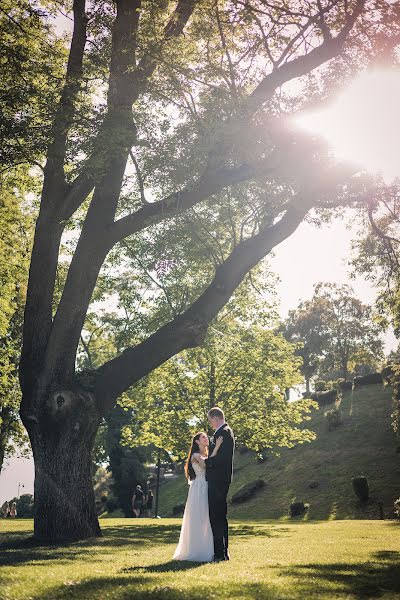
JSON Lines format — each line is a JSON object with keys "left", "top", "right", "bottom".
{"left": 296, "top": 70, "right": 400, "bottom": 183}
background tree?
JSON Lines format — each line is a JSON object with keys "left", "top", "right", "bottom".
{"left": 280, "top": 298, "right": 330, "bottom": 393}
{"left": 0, "top": 167, "right": 36, "bottom": 473}
{"left": 351, "top": 181, "right": 400, "bottom": 431}
{"left": 283, "top": 282, "right": 384, "bottom": 387}
{"left": 9, "top": 0, "right": 399, "bottom": 541}
{"left": 312, "top": 282, "right": 384, "bottom": 381}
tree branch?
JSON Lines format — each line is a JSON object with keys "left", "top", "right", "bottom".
{"left": 94, "top": 161, "right": 356, "bottom": 412}
{"left": 45, "top": 0, "right": 88, "bottom": 184}
{"left": 62, "top": 0, "right": 198, "bottom": 221}
{"left": 109, "top": 160, "right": 277, "bottom": 246}
{"left": 248, "top": 0, "right": 364, "bottom": 107}
{"left": 94, "top": 198, "right": 311, "bottom": 411}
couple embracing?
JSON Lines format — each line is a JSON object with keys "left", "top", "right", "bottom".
{"left": 173, "top": 407, "right": 235, "bottom": 563}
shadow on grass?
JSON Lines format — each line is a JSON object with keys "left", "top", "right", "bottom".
{"left": 121, "top": 560, "right": 205, "bottom": 573}
{"left": 280, "top": 550, "right": 400, "bottom": 598}
{"left": 28, "top": 576, "right": 285, "bottom": 600}
{"left": 0, "top": 523, "right": 182, "bottom": 567}
{"left": 230, "top": 523, "right": 290, "bottom": 538}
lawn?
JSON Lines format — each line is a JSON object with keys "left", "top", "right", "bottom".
{"left": 0, "top": 519, "right": 399, "bottom": 599}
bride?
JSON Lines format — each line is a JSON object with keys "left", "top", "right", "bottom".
{"left": 173, "top": 431, "right": 223, "bottom": 562}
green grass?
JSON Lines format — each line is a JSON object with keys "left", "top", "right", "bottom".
{"left": 1, "top": 519, "right": 399, "bottom": 599}
{"left": 160, "top": 384, "right": 400, "bottom": 520}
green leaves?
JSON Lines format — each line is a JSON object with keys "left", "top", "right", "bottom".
{"left": 120, "top": 282, "right": 317, "bottom": 458}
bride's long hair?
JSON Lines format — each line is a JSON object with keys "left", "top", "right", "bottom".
{"left": 184, "top": 431, "right": 208, "bottom": 481}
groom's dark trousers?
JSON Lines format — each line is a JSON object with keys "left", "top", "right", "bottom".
{"left": 208, "top": 481, "right": 230, "bottom": 559}
{"left": 205, "top": 423, "right": 235, "bottom": 560}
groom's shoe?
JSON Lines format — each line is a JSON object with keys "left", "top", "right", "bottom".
{"left": 213, "top": 556, "right": 225, "bottom": 563}
{"left": 224, "top": 552, "right": 230, "bottom": 561}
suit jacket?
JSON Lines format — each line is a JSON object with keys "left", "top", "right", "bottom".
{"left": 205, "top": 423, "right": 235, "bottom": 485}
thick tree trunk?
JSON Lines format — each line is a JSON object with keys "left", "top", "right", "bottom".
{"left": 26, "top": 388, "right": 102, "bottom": 542}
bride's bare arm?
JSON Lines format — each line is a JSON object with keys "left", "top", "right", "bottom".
{"left": 209, "top": 436, "right": 223, "bottom": 458}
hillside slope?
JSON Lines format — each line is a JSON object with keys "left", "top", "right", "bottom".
{"left": 159, "top": 384, "right": 400, "bottom": 520}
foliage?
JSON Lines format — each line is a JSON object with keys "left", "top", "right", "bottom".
{"left": 315, "top": 381, "right": 327, "bottom": 392}
{"left": 283, "top": 282, "right": 384, "bottom": 385}
{"left": 0, "top": 166, "right": 37, "bottom": 471}
{"left": 0, "top": 0, "right": 66, "bottom": 167}
{"left": 394, "top": 497, "right": 400, "bottom": 519}
{"left": 289, "top": 500, "right": 309, "bottom": 517}
{"left": 93, "top": 466, "right": 116, "bottom": 516}
{"left": 351, "top": 476, "right": 369, "bottom": 502}
{"left": 326, "top": 409, "right": 342, "bottom": 431}
{"left": 121, "top": 289, "right": 318, "bottom": 458}
{"left": 105, "top": 404, "right": 149, "bottom": 517}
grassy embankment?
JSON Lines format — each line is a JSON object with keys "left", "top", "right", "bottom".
{"left": 159, "top": 383, "right": 399, "bottom": 520}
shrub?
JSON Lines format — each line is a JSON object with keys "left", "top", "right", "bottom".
{"left": 106, "top": 497, "right": 118, "bottom": 513}
{"left": 290, "top": 501, "right": 309, "bottom": 517}
{"left": 315, "top": 380, "right": 327, "bottom": 392}
{"left": 310, "top": 389, "right": 337, "bottom": 406}
{"left": 172, "top": 502, "right": 185, "bottom": 516}
{"left": 231, "top": 480, "right": 265, "bottom": 504}
{"left": 256, "top": 450, "right": 268, "bottom": 463}
{"left": 335, "top": 378, "right": 353, "bottom": 392}
{"left": 394, "top": 498, "right": 400, "bottom": 519}
{"left": 352, "top": 476, "right": 369, "bottom": 502}
{"left": 382, "top": 365, "right": 394, "bottom": 384}
{"left": 326, "top": 409, "right": 343, "bottom": 431}
{"left": 353, "top": 373, "right": 383, "bottom": 388}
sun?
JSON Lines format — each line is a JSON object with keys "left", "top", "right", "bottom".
{"left": 296, "top": 70, "right": 400, "bottom": 183}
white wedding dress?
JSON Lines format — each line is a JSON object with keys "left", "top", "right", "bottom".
{"left": 173, "top": 453, "right": 214, "bottom": 562}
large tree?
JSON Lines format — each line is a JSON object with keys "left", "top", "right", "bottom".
{"left": 12, "top": 0, "right": 399, "bottom": 541}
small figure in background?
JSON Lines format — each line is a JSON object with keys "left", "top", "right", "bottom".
{"left": 145, "top": 489, "right": 154, "bottom": 517}
{"left": 132, "top": 484, "right": 145, "bottom": 517}
{"left": 1, "top": 501, "right": 9, "bottom": 518}
{"left": 9, "top": 502, "right": 17, "bottom": 518}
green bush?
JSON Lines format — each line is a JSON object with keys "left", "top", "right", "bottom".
{"left": 172, "top": 502, "right": 185, "bottom": 516}
{"left": 326, "top": 409, "right": 342, "bottom": 431}
{"left": 352, "top": 476, "right": 369, "bottom": 502}
{"left": 289, "top": 501, "right": 309, "bottom": 517}
{"left": 315, "top": 380, "right": 327, "bottom": 392}
{"left": 231, "top": 479, "right": 265, "bottom": 504}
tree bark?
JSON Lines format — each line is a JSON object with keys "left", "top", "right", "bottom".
{"left": 26, "top": 388, "right": 101, "bottom": 542}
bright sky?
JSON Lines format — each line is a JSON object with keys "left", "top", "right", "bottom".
{"left": 1, "top": 61, "right": 399, "bottom": 503}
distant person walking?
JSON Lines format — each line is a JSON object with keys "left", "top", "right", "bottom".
{"left": 132, "top": 485, "right": 145, "bottom": 517}
{"left": 145, "top": 490, "right": 154, "bottom": 517}
{"left": 1, "top": 501, "right": 9, "bottom": 518}
{"left": 9, "top": 502, "right": 17, "bottom": 518}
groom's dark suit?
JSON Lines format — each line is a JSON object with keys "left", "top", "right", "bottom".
{"left": 205, "top": 423, "right": 235, "bottom": 560}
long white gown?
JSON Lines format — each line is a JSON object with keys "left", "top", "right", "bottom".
{"left": 173, "top": 453, "right": 214, "bottom": 562}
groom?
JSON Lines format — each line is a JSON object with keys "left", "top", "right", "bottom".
{"left": 205, "top": 407, "right": 235, "bottom": 562}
